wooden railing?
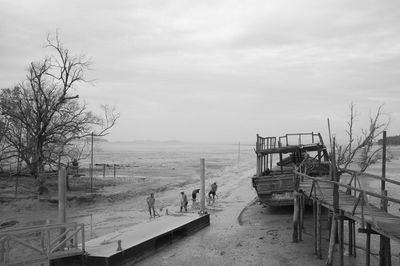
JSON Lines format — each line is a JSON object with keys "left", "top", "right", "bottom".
{"left": 294, "top": 166, "right": 400, "bottom": 230}
{"left": 278, "top": 132, "right": 323, "bottom": 147}
{"left": 0, "top": 222, "right": 85, "bottom": 265}
{"left": 256, "top": 132, "right": 323, "bottom": 151}
{"left": 256, "top": 134, "right": 277, "bottom": 151}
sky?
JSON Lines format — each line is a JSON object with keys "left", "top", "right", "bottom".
{"left": 1, "top": 0, "right": 400, "bottom": 143}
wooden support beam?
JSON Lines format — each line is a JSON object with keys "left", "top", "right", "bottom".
{"left": 366, "top": 224, "right": 371, "bottom": 266}
{"left": 313, "top": 199, "right": 317, "bottom": 256}
{"left": 339, "top": 211, "right": 344, "bottom": 266}
{"left": 58, "top": 168, "right": 67, "bottom": 250}
{"left": 385, "top": 237, "right": 391, "bottom": 266}
{"left": 292, "top": 193, "right": 300, "bottom": 243}
{"left": 326, "top": 213, "right": 336, "bottom": 266}
{"left": 379, "top": 236, "right": 391, "bottom": 266}
{"left": 348, "top": 220, "right": 353, "bottom": 256}
{"left": 317, "top": 202, "right": 322, "bottom": 259}
{"left": 327, "top": 211, "right": 332, "bottom": 240}
{"left": 353, "top": 221, "right": 356, "bottom": 257}
{"left": 299, "top": 193, "right": 304, "bottom": 241}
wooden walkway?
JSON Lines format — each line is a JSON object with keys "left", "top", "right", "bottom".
{"left": 293, "top": 167, "right": 400, "bottom": 266}
{"left": 299, "top": 176, "right": 400, "bottom": 242}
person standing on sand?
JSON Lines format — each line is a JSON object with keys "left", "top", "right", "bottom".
{"left": 146, "top": 193, "right": 156, "bottom": 218}
{"left": 180, "top": 191, "right": 188, "bottom": 212}
{"left": 208, "top": 182, "right": 218, "bottom": 200}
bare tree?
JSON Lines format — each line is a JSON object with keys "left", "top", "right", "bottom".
{"left": 0, "top": 32, "right": 119, "bottom": 183}
{"left": 0, "top": 116, "right": 15, "bottom": 170}
{"left": 336, "top": 103, "right": 389, "bottom": 172}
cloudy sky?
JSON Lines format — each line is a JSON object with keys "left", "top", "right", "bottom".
{"left": 1, "top": 0, "right": 399, "bottom": 143}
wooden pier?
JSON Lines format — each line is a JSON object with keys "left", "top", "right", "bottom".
{"left": 292, "top": 133, "right": 398, "bottom": 266}
{"left": 52, "top": 213, "right": 210, "bottom": 266}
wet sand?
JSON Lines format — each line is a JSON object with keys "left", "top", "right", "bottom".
{"left": 135, "top": 172, "right": 379, "bottom": 266}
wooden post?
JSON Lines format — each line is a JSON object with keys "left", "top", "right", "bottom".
{"left": 381, "top": 130, "right": 387, "bottom": 195}
{"left": 270, "top": 153, "right": 273, "bottom": 169}
{"left": 332, "top": 137, "right": 340, "bottom": 246}
{"left": 58, "top": 168, "right": 67, "bottom": 223}
{"left": 353, "top": 221, "right": 357, "bottom": 257}
{"left": 200, "top": 158, "right": 205, "bottom": 213}
{"left": 332, "top": 137, "right": 339, "bottom": 210}
{"left": 379, "top": 191, "right": 391, "bottom": 266}
{"left": 299, "top": 193, "right": 303, "bottom": 241}
{"left": 58, "top": 168, "right": 67, "bottom": 249}
{"left": 380, "top": 130, "right": 391, "bottom": 266}
{"left": 103, "top": 164, "right": 106, "bottom": 178}
{"left": 263, "top": 154, "right": 266, "bottom": 173}
{"left": 326, "top": 214, "right": 337, "bottom": 266}
{"left": 1, "top": 239, "right": 4, "bottom": 263}
{"left": 293, "top": 172, "right": 300, "bottom": 243}
{"left": 384, "top": 237, "right": 391, "bottom": 266}
{"left": 293, "top": 193, "right": 300, "bottom": 243}
{"left": 265, "top": 154, "right": 268, "bottom": 172}
{"left": 317, "top": 202, "right": 322, "bottom": 259}
{"left": 327, "top": 211, "right": 332, "bottom": 240}
{"left": 349, "top": 220, "right": 353, "bottom": 256}
{"left": 366, "top": 223, "right": 371, "bottom": 266}
{"left": 361, "top": 192, "right": 365, "bottom": 228}
{"left": 339, "top": 211, "right": 344, "bottom": 266}
{"left": 114, "top": 164, "right": 116, "bottom": 178}
{"left": 313, "top": 199, "right": 317, "bottom": 255}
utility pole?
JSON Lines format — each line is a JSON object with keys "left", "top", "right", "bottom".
{"left": 238, "top": 141, "right": 240, "bottom": 164}
{"left": 58, "top": 168, "right": 67, "bottom": 248}
{"left": 90, "top": 132, "right": 94, "bottom": 193}
{"left": 200, "top": 158, "right": 205, "bottom": 213}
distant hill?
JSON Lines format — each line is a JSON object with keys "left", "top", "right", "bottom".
{"left": 378, "top": 135, "right": 400, "bottom": 146}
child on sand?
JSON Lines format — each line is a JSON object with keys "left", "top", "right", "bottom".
{"left": 146, "top": 193, "right": 156, "bottom": 218}
{"left": 180, "top": 191, "right": 188, "bottom": 212}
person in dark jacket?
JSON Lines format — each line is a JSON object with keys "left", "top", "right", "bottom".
{"left": 180, "top": 191, "right": 188, "bottom": 212}
{"left": 192, "top": 188, "right": 200, "bottom": 202}
{"left": 146, "top": 193, "right": 156, "bottom": 218}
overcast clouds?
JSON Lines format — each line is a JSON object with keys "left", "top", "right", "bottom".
{"left": 1, "top": 0, "right": 399, "bottom": 142}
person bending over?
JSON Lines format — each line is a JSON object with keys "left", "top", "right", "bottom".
{"left": 192, "top": 188, "right": 200, "bottom": 202}
{"left": 208, "top": 182, "right": 218, "bottom": 199}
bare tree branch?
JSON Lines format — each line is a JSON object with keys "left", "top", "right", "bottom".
{"left": 336, "top": 103, "right": 389, "bottom": 172}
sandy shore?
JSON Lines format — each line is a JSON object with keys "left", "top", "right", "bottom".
{"left": 1, "top": 158, "right": 396, "bottom": 265}
{"left": 135, "top": 171, "right": 380, "bottom": 266}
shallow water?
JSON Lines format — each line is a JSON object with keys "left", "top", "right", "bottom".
{"left": 80, "top": 141, "right": 255, "bottom": 182}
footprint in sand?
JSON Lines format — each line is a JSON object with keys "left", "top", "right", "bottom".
{"left": 266, "top": 229, "right": 279, "bottom": 244}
